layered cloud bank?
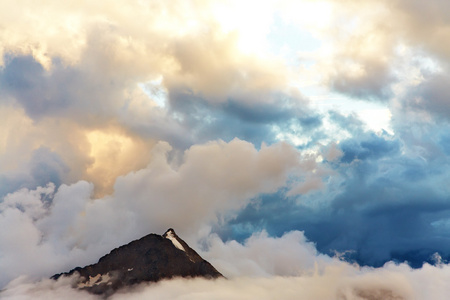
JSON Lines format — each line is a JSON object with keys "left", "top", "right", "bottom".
{"left": 2, "top": 0, "right": 450, "bottom": 298}
{"left": 3, "top": 233, "right": 450, "bottom": 299}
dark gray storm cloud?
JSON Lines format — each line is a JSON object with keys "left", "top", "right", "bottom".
{"left": 167, "top": 88, "right": 322, "bottom": 147}
{"left": 0, "top": 147, "right": 68, "bottom": 198}
{"left": 0, "top": 56, "right": 71, "bottom": 120}
{"left": 0, "top": 54, "right": 133, "bottom": 126}
{"left": 339, "top": 132, "right": 400, "bottom": 163}
{"left": 222, "top": 130, "right": 450, "bottom": 268}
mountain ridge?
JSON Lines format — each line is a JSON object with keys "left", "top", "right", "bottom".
{"left": 52, "top": 228, "right": 223, "bottom": 296}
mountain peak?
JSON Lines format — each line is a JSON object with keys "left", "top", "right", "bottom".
{"left": 163, "top": 228, "right": 186, "bottom": 252}
{"left": 52, "top": 229, "right": 223, "bottom": 296}
{"left": 164, "top": 228, "right": 176, "bottom": 235}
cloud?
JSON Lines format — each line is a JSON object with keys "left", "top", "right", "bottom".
{"left": 293, "top": 0, "right": 400, "bottom": 101}
{"left": 0, "top": 184, "right": 58, "bottom": 286}
{"left": 201, "top": 230, "right": 332, "bottom": 278}
{"left": 0, "top": 0, "right": 291, "bottom": 107}
{"left": 109, "top": 261, "right": 445, "bottom": 300}
{"left": 321, "top": 142, "right": 343, "bottom": 162}
{"left": 328, "top": 110, "right": 365, "bottom": 136}
{"left": 0, "top": 56, "right": 67, "bottom": 120}
{"left": 2, "top": 1, "right": 450, "bottom": 299}
{"left": 0, "top": 1, "right": 309, "bottom": 198}
{"left": 403, "top": 73, "right": 450, "bottom": 120}
{"left": 5, "top": 234, "right": 450, "bottom": 300}
{"left": 0, "top": 54, "right": 132, "bottom": 122}
{"left": 338, "top": 132, "right": 400, "bottom": 163}
{"left": 0, "top": 106, "right": 72, "bottom": 197}
{"left": 165, "top": 29, "right": 289, "bottom": 104}
{"left": 0, "top": 145, "right": 67, "bottom": 198}
{"left": 29, "top": 147, "right": 69, "bottom": 188}
{"left": 0, "top": 53, "right": 162, "bottom": 196}
{"left": 224, "top": 129, "right": 450, "bottom": 267}
{"left": 0, "top": 139, "right": 300, "bottom": 288}
{"left": 0, "top": 100, "right": 156, "bottom": 197}
{"left": 387, "top": 0, "right": 450, "bottom": 60}
{"left": 292, "top": 0, "right": 450, "bottom": 105}
{"left": 166, "top": 89, "right": 318, "bottom": 147}
{"left": 328, "top": 57, "right": 396, "bottom": 101}
{"left": 1, "top": 276, "right": 97, "bottom": 300}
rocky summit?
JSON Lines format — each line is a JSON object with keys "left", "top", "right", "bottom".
{"left": 52, "top": 228, "right": 223, "bottom": 296}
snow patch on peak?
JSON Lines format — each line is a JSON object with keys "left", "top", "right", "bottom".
{"left": 164, "top": 229, "right": 185, "bottom": 252}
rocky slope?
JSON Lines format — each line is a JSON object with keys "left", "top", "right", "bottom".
{"left": 52, "top": 229, "right": 223, "bottom": 296}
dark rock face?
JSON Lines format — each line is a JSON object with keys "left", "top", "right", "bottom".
{"left": 52, "top": 229, "right": 223, "bottom": 296}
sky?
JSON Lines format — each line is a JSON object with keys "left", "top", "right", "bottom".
{"left": 1, "top": 0, "right": 450, "bottom": 299}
